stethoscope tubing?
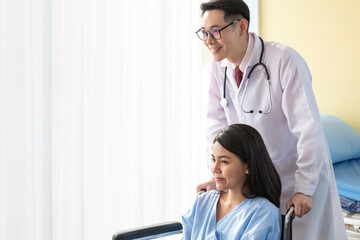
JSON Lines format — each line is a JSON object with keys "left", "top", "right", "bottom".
{"left": 221, "top": 36, "right": 272, "bottom": 114}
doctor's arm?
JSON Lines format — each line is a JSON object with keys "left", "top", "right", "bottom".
{"left": 280, "top": 51, "right": 324, "bottom": 217}
{"left": 206, "top": 68, "right": 228, "bottom": 151}
{"left": 198, "top": 67, "right": 228, "bottom": 193}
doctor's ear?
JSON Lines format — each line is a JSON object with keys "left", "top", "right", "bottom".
{"left": 238, "top": 19, "right": 248, "bottom": 35}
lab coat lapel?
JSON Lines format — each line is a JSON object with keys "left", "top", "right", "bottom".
{"left": 247, "top": 34, "right": 263, "bottom": 69}
{"left": 243, "top": 35, "right": 267, "bottom": 86}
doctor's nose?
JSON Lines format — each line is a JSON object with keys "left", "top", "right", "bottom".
{"left": 206, "top": 34, "right": 216, "bottom": 45}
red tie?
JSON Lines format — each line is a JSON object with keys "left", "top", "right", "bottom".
{"left": 235, "top": 66, "right": 243, "bottom": 87}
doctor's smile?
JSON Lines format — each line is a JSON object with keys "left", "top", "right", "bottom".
{"left": 209, "top": 47, "right": 222, "bottom": 54}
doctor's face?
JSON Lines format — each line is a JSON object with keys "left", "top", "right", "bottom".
{"left": 211, "top": 141, "right": 248, "bottom": 192}
{"left": 201, "top": 10, "right": 244, "bottom": 62}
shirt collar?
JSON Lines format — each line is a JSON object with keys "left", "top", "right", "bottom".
{"left": 220, "top": 32, "right": 256, "bottom": 72}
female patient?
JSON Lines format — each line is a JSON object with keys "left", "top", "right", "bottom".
{"left": 182, "top": 124, "right": 282, "bottom": 239}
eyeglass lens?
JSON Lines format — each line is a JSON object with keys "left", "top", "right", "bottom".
{"left": 198, "top": 29, "right": 220, "bottom": 41}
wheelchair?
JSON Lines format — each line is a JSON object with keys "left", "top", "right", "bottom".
{"left": 112, "top": 205, "right": 294, "bottom": 240}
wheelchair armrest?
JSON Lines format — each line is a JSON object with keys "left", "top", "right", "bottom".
{"left": 112, "top": 221, "right": 183, "bottom": 240}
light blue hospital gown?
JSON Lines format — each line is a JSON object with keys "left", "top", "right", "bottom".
{"left": 182, "top": 190, "right": 281, "bottom": 240}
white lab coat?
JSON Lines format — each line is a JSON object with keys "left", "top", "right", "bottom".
{"left": 206, "top": 33, "right": 347, "bottom": 239}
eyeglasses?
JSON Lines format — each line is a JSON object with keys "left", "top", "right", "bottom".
{"left": 195, "top": 19, "right": 241, "bottom": 41}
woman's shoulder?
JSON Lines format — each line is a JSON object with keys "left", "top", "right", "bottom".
{"left": 196, "top": 190, "right": 220, "bottom": 202}
{"left": 193, "top": 190, "right": 220, "bottom": 210}
{"left": 238, "top": 197, "right": 282, "bottom": 239}
{"left": 197, "top": 189, "right": 220, "bottom": 200}
{"left": 247, "top": 197, "right": 280, "bottom": 215}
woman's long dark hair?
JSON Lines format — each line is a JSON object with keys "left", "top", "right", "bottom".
{"left": 214, "top": 124, "right": 281, "bottom": 207}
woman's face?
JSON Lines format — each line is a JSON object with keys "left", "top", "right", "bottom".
{"left": 211, "top": 141, "right": 248, "bottom": 192}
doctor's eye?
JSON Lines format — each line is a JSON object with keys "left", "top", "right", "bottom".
{"left": 200, "top": 30, "right": 208, "bottom": 39}
{"left": 195, "top": 29, "right": 208, "bottom": 41}
{"left": 209, "top": 29, "right": 221, "bottom": 39}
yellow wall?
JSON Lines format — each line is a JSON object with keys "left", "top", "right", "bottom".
{"left": 260, "top": 0, "right": 360, "bottom": 132}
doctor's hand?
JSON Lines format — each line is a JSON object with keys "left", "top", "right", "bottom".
{"left": 196, "top": 178, "right": 216, "bottom": 193}
{"left": 286, "top": 192, "right": 313, "bottom": 218}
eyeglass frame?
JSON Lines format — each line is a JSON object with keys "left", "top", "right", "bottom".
{"left": 195, "top": 19, "right": 241, "bottom": 41}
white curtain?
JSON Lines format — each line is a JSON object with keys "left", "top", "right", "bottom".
{"left": 1, "top": 0, "right": 209, "bottom": 239}
{"left": 0, "top": 0, "right": 259, "bottom": 239}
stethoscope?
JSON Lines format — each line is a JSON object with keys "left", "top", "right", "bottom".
{"left": 220, "top": 37, "right": 272, "bottom": 114}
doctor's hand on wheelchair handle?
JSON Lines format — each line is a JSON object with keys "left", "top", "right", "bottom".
{"left": 286, "top": 192, "right": 313, "bottom": 218}
{"left": 196, "top": 178, "right": 216, "bottom": 193}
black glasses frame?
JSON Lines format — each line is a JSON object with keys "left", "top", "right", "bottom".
{"left": 195, "top": 19, "right": 241, "bottom": 41}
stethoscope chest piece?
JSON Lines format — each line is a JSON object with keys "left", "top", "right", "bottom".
{"left": 220, "top": 98, "right": 228, "bottom": 108}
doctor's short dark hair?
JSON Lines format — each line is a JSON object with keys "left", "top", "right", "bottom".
{"left": 213, "top": 124, "right": 281, "bottom": 208}
{"left": 200, "top": 0, "right": 250, "bottom": 25}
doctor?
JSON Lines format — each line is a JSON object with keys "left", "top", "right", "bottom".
{"left": 195, "top": 0, "right": 347, "bottom": 239}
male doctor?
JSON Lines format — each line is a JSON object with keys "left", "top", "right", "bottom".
{"left": 195, "top": 0, "right": 346, "bottom": 239}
